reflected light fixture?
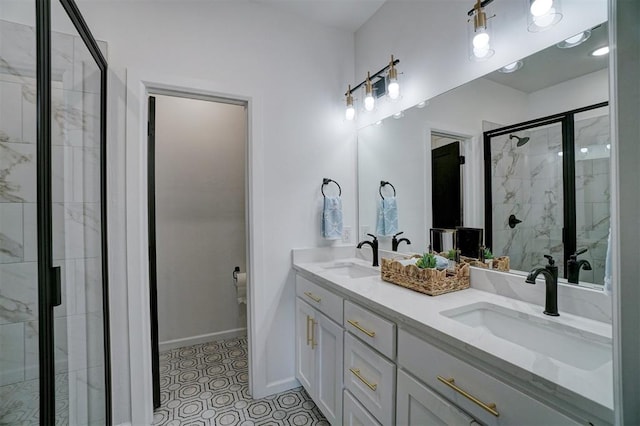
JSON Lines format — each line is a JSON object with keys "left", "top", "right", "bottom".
{"left": 557, "top": 30, "right": 591, "bottom": 48}
{"left": 468, "top": 0, "right": 494, "bottom": 61}
{"left": 345, "top": 85, "right": 355, "bottom": 121}
{"left": 580, "top": 147, "right": 589, "bottom": 154}
{"left": 417, "top": 100, "right": 428, "bottom": 108}
{"left": 393, "top": 111, "right": 404, "bottom": 119}
{"left": 387, "top": 55, "right": 400, "bottom": 100}
{"left": 498, "top": 60, "right": 524, "bottom": 73}
{"left": 528, "top": 0, "right": 562, "bottom": 32}
{"left": 591, "top": 46, "right": 610, "bottom": 56}
{"left": 364, "top": 72, "right": 375, "bottom": 111}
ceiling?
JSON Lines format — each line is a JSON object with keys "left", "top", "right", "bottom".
{"left": 484, "top": 22, "right": 609, "bottom": 93}
{"left": 252, "top": 0, "right": 387, "bottom": 32}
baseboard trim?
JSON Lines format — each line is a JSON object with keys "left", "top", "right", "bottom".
{"left": 159, "top": 328, "right": 247, "bottom": 352}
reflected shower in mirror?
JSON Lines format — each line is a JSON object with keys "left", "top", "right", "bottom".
{"left": 357, "top": 21, "right": 610, "bottom": 287}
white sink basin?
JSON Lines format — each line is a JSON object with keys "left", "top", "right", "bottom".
{"left": 322, "top": 262, "right": 379, "bottom": 279}
{"left": 440, "top": 302, "right": 612, "bottom": 371}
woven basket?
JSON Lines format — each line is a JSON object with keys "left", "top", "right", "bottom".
{"left": 380, "top": 257, "right": 470, "bottom": 296}
{"left": 460, "top": 256, "right": 510, "bottom": 272}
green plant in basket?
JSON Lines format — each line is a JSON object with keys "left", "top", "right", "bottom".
{"left": 447, "top": 249, "right": 457, "bottom": 261}
{"left": 483, "top": 247, "right": 494, "bottom": 260}
{"left": 416, "top": 252, "right": 437, "bottom": 269}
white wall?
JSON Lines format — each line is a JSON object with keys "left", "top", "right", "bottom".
{"left": 154, "top": 95, "right": 247, "bottom": 347}
{"left": 73, "top": 1, "right": 355, "bottom": 424}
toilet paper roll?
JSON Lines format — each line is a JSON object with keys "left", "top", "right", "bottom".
{"left": 235, "top": 272, "right": 247, "bottom": 300}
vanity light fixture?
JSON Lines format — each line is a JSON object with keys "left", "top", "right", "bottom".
{"left": 556, "top": 30, "right": 591, "bottom": 48}
{"left": 498, "top": 60, "right": 524, "bottom": 73}
{"left": 345, "top": 85, "right": 355, "bottom": 121}
{"left": 364, "top": 72, "right": 375, "bottom": 111}
{"left": 387, "top": 55, "right": 400, "bottom": 100}
{"left": 343, "top": 56, "right": 401, "bottom": 118}
{"left": 527, "top": 0, "right": 562, "bottom": 32}
{"left": 591, "top": 46, "right": 610, "bottom": 56}
{"left": 468, "top": 0, "right": 495, "bottom": 61}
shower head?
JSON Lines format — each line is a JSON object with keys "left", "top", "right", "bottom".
{"left": 510, "top": 134, "right": 530, "bottom": 147}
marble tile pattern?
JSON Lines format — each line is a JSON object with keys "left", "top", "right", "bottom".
{"left": 490, "top": 115, "right": 610, "bottom": 285}
{"left": 0, "top": 17, "right": 108, "bottom": 424}
{"left": 153, "top": 336, "right": 329, "bottom": 426}
{"left": 491, "top": 123, "right": 565, "bottom": 275}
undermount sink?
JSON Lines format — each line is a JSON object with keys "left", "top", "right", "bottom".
{"left": 440, "top": 302, "right": 612, "bottom": 371}
{"left": 322, "top": 262, "right": 379, "bottom": 279}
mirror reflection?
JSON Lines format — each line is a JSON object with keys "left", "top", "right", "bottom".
{"left": 357, "top": 22, "right": 609, "bottom": 288}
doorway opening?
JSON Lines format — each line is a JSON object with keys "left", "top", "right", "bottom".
{"left": 431, "top": 132, "right": 466, "bottom": 229}
{"left": 147, "top": 92, "right": 249, "bottom": 411}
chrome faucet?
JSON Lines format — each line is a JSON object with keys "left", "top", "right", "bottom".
{"left": 525, "top": 255, "right": 559, "bottom": 316}
{"left": 357, "top": 233, "right": 379, "bottom": 267}
{"left": 567, "top": 248, "right": 592, "bottom": 284}
{"left": 392, "top": 231, "right": 411, "bottom": 252}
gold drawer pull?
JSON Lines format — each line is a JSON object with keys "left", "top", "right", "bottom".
{"left": 310, "top": 319, "right": 317, "bottom": 349}
{"left": 306, "top": 315, "right": 312, "bottom": 346}
{"left": 437, "top": 376, "right": 499, "bottom": 417}
{"left": 304, "top": 291, "right": 321, "bottom": 303}
{"left": 350, "top": 368, "right": 377, "bottom": 391}
{"left": 347, "top": 320, "right": 376, "bottom": 337}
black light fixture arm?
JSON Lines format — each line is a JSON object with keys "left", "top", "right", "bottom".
{"left": 345, "top": 58, "right": 400, "bottom": 96}
{"left": 467, "top": 0, "right": 496, "bottom": 16}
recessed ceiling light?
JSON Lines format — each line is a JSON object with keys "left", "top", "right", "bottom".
{"left": 375, "top": 120, "right": 383, "bottom": 126}
{"left": 393, "top": 112, "right": 404, "bottom": 119}
{"left": 416, "top": 101, "right": 428, "bottom": 109}
{"left": 580, "top": 147, "right": 589, "bottom": 154}
{"left": 591, "top": 46, "right": 610, "bottom": 56}
{"left": 557, "top": 30, "right": 591, "bottom": 48}
{"left": 498, "top": 60, "right": 524, "bottom": 73}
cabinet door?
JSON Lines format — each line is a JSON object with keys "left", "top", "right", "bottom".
{"left": 296, "top": 298, "right": 316, "bottom": 396}
{"left": 344, "top": 390, "right": 382, "bottom": 426}
{"left": 397, "top": 369, "right": 479, "bottom": 426}
{"left": 316, "top": 311, "right": 344, "bottom": 425}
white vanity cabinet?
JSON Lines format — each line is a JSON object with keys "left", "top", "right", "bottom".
{"left": 295, "top": 277, "right": 344, "bottom": 425}
{"left": 397, "top": 329, "right": 582, "bottom": 426}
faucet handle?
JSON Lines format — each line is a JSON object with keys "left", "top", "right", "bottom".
{"left": 574, "top": 247, "right": 588, "bottom": 256}
{"left": 543, "top": 254, "right": 555, "bottom": 266}
{"left": 366, "top": 233, "right": 377, "bottom": 241}
{"left": 393, "top": 231, "right": 404, "bottom": 238}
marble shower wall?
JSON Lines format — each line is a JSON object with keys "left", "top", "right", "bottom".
{"left": 0, "top": 18, "right": 107, "bottom": 425}
{"left": 490, "top": 113, "right": 610, "bottom": 285}
{"left": 491, "top": 123, "right": 564, "bottom": 276}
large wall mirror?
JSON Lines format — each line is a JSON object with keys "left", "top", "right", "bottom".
{"left": 357, "top": 21, "right": 609, "bottom": 288}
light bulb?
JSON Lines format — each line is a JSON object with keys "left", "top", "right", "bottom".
{"left": 388, "top": 80, "right": 400, "bottom": 100}
{"left": 473, "top": 46, "right": 491, "bottom": 59}
{"left": 364, "top": 94, "right": 375, "bottom": 111}
{"left": 565, "top": 33, "right": 585, "bottom": 44}
{"left": 606, "top": 144, "right": 611, "bottom": 150}
{"left": 557, "top": 151, "right": 563, "bottom": 157}
{"left": 530, "top": 0, "right": 553, "bottom": 17}
{"left": 533, "top": 8, "right": 556, "bottom": 27}
{"left": 473, "top": 31, "right": 490, "bottom": 49}
{"left": 580, "top": 147, "right": 589, "bottom": 154}
{"left": 345, "top": 106, "right": 355, "bottom": 121}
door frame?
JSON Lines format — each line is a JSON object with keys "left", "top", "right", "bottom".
{"left": 124, "top": 70, "right": 262, "bottom": 425}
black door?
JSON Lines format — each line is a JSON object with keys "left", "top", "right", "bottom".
{"left": 432, "top": 142, "right": 462, "bottom": 228}
{"left": 148, "top": 96, "right": 161, "bottom": 409}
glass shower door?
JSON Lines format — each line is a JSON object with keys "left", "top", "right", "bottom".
{"left": 488, "top": 121, "right": 565, "bottom": 277}
{"left": 50, "top": 1, "right": 109, "bottom": 423}
{"left": 0, "top": 9, "right": 41, "bottom": 426}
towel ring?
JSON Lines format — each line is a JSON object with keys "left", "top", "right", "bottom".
{"left": 321, "top": 178, "right": 342, "bottom": 198}
{"left": 379, "top": 181, "right": 396, "bottom": 200}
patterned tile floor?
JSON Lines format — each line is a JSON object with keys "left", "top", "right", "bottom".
{"left": 0, "top": 373, "right": 69, "bottom": 426}
{"left": 152, "top": 336, "right": 329, "bottom": 425}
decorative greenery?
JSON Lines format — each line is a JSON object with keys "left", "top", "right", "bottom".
{"left": 416, "top": 252, "right": 437, "bottom": 269}
{"left": 483, "top": 247, "right": 494, "bottom": 260}
{"left": 447, "top": 249, "right": 457, "bottom": 261}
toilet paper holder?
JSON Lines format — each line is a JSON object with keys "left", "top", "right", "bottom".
{"left": 233, "top": 266, "right": 240, "bottom": 282}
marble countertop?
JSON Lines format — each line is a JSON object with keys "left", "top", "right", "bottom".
{"left": 292, "top": 247, "right": 614, "bottom": 424}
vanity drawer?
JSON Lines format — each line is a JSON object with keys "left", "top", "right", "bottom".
{"left": 344, "top": 333, "right": 396, "bottom": 426}
{"left": 296, "top": 275, "right": 343, "bottom": 323}
{"left": 343, "top": 389, "right": 382, "bottom": 426}
{"left": 344, "top": 300, "right": 396, "bottom": 359}
{"left": 397, "top": 329, "right": 581, "bottom": 426}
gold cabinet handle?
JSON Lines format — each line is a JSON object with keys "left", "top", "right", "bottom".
{"left": 306, "top": 315, "right": 312, "bottom": 346}
{"left": 304, "top": 291, "right": 321, "bottom": 303}
{"left": 347, "top": 320, "right": 376, "bottom": 337}
{"left": 310, "top": 318, "right": 317, "bottom": 349}
{"left": 437, "top": 376, "right": 499, "bottom": 417}
{"left": 350, "top": 368, "right": 377, "bottom": 391}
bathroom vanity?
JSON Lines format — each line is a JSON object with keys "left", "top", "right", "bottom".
{"left": 292, "top": 247, "right": 613, "bottom": 426}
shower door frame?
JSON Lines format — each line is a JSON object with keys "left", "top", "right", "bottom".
{"left": 483, "top": 101, "right": 609, "bottom": 277}
{"left": 36, "top": 0, "right": 111, "bottom": 423}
